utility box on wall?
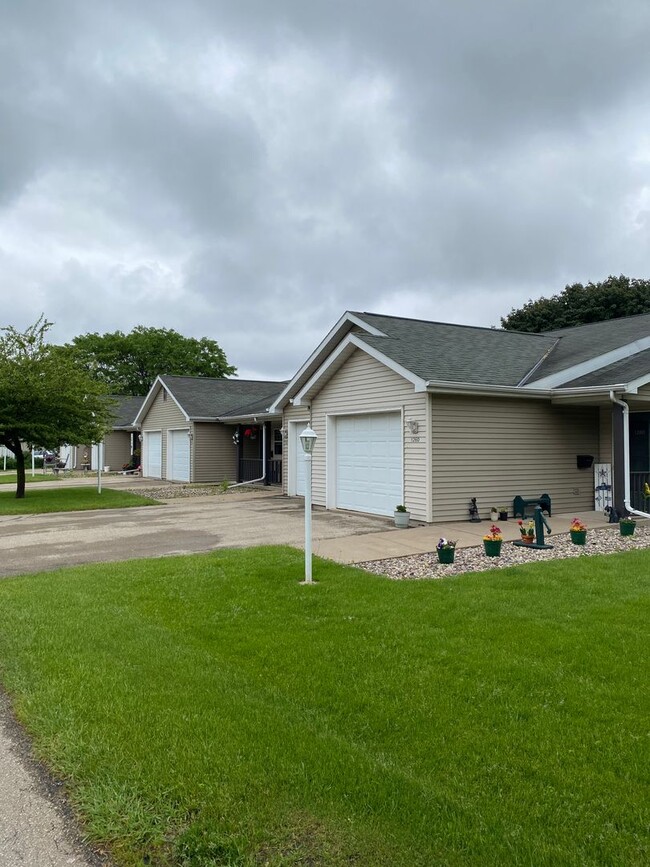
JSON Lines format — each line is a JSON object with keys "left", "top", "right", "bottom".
{"left": 594, "top": 463, "right": 612, "bottom": 512}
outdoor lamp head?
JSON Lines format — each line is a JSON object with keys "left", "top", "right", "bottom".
{"left": 299, "top": 426, "right": 317, "bottom": 454}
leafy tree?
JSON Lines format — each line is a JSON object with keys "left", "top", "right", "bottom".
{"left": 501, "top": 275, "right": 650, "bottom": 332}
{"left": 0, "top": 317, "right": 113, "bottom": 498}
{"left": 67, "top": 326, "right": 236, "bottom": 395}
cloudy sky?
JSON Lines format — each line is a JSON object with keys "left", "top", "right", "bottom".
{"left": 2, "top": 1, "right": 650, "bottom": 378}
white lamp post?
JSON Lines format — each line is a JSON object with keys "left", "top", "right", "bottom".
{"left": 299, "top": 426, "right": 318, "bottom": 584}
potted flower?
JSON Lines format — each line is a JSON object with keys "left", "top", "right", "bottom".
{"left": 569, "top": 517, "right": 587, "bottom": 545}
{"left": 490, "top": 506, "right": 499, "bottom": 522}
{"left": 436, "top": 537, "right": 457, "bottom": 564}
{"left": 394, "top": 504, "right": 410, "bottom": 529}
{"left": 483, "top": 524, "right": 503, "bottom": 557}
{"left": 517, "top": 519, "right": 535, "bottom": 543}
{"left": 619, "top": 515, "right": 637, "bottom": 536}
{"left": 498, "top": 507, "right": 508, "bottom": 521}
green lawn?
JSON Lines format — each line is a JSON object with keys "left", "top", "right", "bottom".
{"left": 0, "top": 548, "right": 647, "bottom": 866}
{"left": 0, "top": 472, "right": 65, "bottom": 485}
{"left": 0, "top": 487, "right": 159, "bottom": 514}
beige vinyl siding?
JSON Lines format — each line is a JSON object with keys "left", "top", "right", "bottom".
{"left": 141, "top": 388, "right": 187, "bottom": 479}
{"left": 102, "top": 431, "right": 132, "bottom": 472}
{"left": 193, "top": 422, "right": 237, "bottom": 483}
{"left": 431, "top": 394, "right": 599, "bottom": 522}
{"left": 599, "top": 406, "right": 613, "bottom": 465}
{"left": 310, "top": 350, "right": 428, "bottom": 520}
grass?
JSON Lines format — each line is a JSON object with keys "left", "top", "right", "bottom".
{"left": 0, "top": 548, "right": 647, "bottom": 866}
{"left": 0, "top": 487, "right": 159, "bottom": 514}
{"left": 0, "top": 472, "right": 66, "bottom": 485}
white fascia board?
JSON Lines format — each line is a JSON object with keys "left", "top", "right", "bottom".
{"left": 268, "top": 312, "right": 388, "bottom": 412}
{"left": 133, "top": 376, "right": 164, "bottom": 425}
{"left": 525, "top": 336, "right": 650, "bottom": 389}
{"left": 623, "top": 371, "right": 650, "bottom": 394}
{"left": 293, "top": 334, "right": 427, "bottom": 406}
{"left": 425, "top": 380, "right": 625, "bottom": 400}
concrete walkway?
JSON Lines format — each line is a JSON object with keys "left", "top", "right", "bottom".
{"left": 314, "top": 509, "right": 615, "bottom": 563}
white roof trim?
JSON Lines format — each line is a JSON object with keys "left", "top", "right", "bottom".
{"left": 268, "top": 311, "right": 387, "bottom": 412}
{"left": 133, "top": 376, "right": 190, "bottom": 424}
{"left": 293, "top": 333, "right": 427, "bottom": 405}
{"left": 623, "top": 371, "right": 650, "bottom": 394}
{"left": 526, "top": 336, "right": 650, "bottom": 389}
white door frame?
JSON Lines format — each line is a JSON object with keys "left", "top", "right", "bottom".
{"left": 288, "top": 419, "right": 309, "bottom": 496}
{"left": 143, "top": 429, "right": 162, "bottom": 479}
{"left": 326, "top": 408, "right": 404, "bottom": 511}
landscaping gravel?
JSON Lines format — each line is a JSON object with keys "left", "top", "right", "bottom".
{"left": 358, "top": 524, "right": 650, "bottom": 580}
{"left": 124, "top": 483, "right": 270, "bottom": 500}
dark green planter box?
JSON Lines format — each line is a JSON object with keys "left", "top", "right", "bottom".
{"left": 570, "top": 530, "right": 587, "bottom": 545}
{"left": 483, "top": 540, "right": 502, "bottom": 557}
{"left": 437, "top": 548, "right": 455, "bottom": 564}
{"left": 620, "top": 521, "right": 636, "bottom": 536}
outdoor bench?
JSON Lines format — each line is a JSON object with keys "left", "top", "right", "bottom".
{"left": 513, "top": 493, "right": 552, "bottom": 519}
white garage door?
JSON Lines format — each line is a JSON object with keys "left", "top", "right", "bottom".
{"left": 143, "top": 431, "right": 162, "bottom": 478}
{"left": 336, "top": 413, "right": 402, "bottom": 516}
{"left": 168, "top": 429, "right": 190, "bottom": 482}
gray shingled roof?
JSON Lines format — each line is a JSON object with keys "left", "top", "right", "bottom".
{"left": 531, "top": 313, "right": 650, "bottom": 380}
{"left": 160, "top": 376, "right": 286, "bottom": 419}
{"left": 109, "top": 395, "right": 145, "bottom": 429}
{"left": 352, "top": 312, "right": 557, "bottom": 387}
{"left": 558, "top": 348, "right": 650, "bottom": 388}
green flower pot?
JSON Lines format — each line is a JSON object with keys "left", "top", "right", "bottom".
{"left": 570, "top": 530, "right": 587, "bottom": 545}
{"left": 620, "top": 521, "right": 636, "bottom": 537}
{"left": 483, "top": 540, "right": 502, "bottom": 557}
{"left": 437, "top": 548, "right": 455, "bottom": 564}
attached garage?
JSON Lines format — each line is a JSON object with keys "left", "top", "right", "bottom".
{"left": 167, "top": 429, "right": 190, "bottom": 482}
{"left": 335, "top": 412, "right": 402, "bottom": 516}
{"left": 143, "top": 431, "right": 162, "bottom": 478}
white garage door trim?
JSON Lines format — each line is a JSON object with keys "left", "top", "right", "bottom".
{"left": 143, "top": 430, "right": 162, "bottom": 479}
{"left": 167, "top": 428, "right": 191, "bottom": 482}
{"left": 333, "top": 411, "right": 403, "bottom": 517}
{"left": 288, "top": 420, "right": 309, "bottom": 496}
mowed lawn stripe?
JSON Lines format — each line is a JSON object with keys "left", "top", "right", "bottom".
{"left": 0, "top": 547, "right": 647, "bottom": 866}
{"left": 0, "top": 487, "right": 159, "bottom": 514}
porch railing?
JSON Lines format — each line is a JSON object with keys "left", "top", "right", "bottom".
{"left": 630, "top": 471, "right": 650, "bottom": 511}
{"left": 238, "top": 458, "right": 282, "bottom": 485}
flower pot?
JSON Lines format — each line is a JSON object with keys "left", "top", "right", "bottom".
{"left": 570, "top": 530, "right": 587, "bottom": 545}
{"left": 483, "top": 540, "right": 502, "bottom": 557}
{"left": 520, "top": 535, "right": 535, "bottom": 545}
{"left": 620, "top": 521, "right": 636, "bottom": 537}
{"left": 394, "top": 511, "right": 410, "bottom": 529}
{"left": 499, "top": 511, "right": 508, "bottom": 521}
{"left": 437, "top": 548, "right": 455, "bottom": 564}
{"left": 490, "top": 511, "right": 498, "bottom": 522}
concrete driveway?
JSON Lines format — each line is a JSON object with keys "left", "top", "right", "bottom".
{"left": 0, "top": 484, "right": 394, "bottom": 579}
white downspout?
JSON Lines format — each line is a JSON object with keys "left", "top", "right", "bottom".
{"left": 610, "top": 391, "right": 650, "bottom": 519}
{"left": 228, "top": 424, "right": 267, "bottom": 488}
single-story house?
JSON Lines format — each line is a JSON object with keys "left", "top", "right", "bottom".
{"left": 134, "top": 375, "right": 286, "bottom": 483}
{"left": 62, "top": 395, "right": 144, "bottom": 472}
{"left": 270, "top": 311, "right": 650, "bottom": 523}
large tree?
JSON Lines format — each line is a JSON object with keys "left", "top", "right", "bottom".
{"left": 0, "top": 317, "right": 113, "bottom": 498}
{"left": 67, "top": 326, "right": 236, "bottom": 395}
{"left": 501, "top": 275, "right": 650, "bottom": 332}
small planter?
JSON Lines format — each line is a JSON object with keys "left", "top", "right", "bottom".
{"left": 490, "top": 510, "right": 499, "bottom": 522}
{"left": 484, "top": 540, "right": 502, "bottom": 557}
{"left": 570, "top": 530, "right": 587, "bottom": 546}
{"left": 394, "top": 510, "right": 410, "bottom": 529}
{"left": 437, "top": 548, "right": 455, "bottom": 564}
{"left": 520, "top": 535, "right": 535, "bottom": 545}
{"left": 499, "top": 511, "right": 508, "bottom": 522}
{"left": 620, "top": 521, "right": 636, "bottom": 537}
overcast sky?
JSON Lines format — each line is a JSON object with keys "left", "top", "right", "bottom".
{"left": 2, "top": 1, "right": 650, "bottom": 378}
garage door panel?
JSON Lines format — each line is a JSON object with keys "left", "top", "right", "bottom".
{"left": 336, "top": 413, "right": 402, "bottom": 516}
{"left": 144, "top": 432, "right": 162, "bottom": 479}
{"left": 168, "top": 429, "right": 190, "bottom": 482}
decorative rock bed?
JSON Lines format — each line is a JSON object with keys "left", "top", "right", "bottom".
{"left": 358, "top": 524, "right": 650, "bottom": 580}
{"left": 124, "top": 484, "right": 272, "bottom": 500}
